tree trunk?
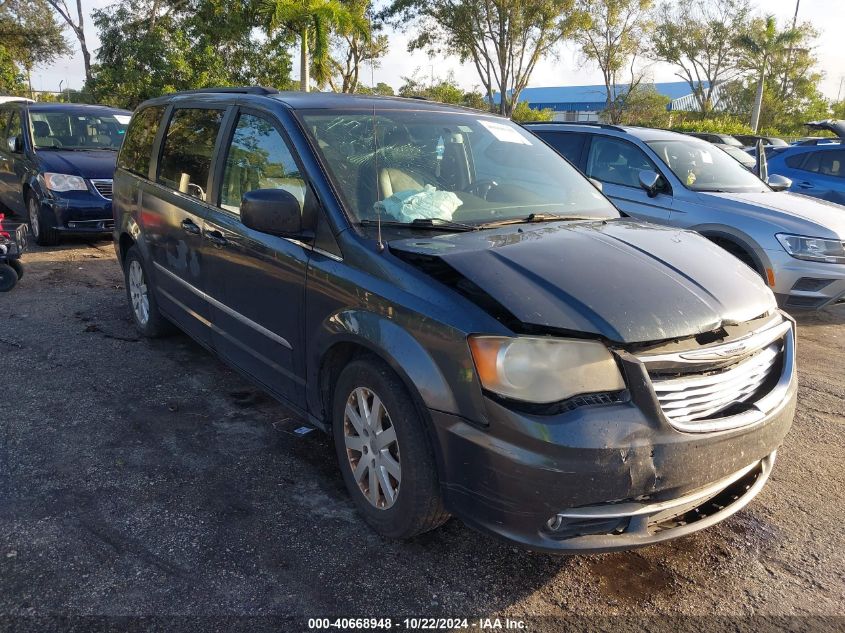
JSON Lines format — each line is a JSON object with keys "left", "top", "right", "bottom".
{"left": 300, "top": 27, "right": 310, "bottom": 92}
{"left": 750, "top": 64, "right": 765, "bottom": 133}
{"left": 75, "top": 0, "right": 91, "bottom": 86}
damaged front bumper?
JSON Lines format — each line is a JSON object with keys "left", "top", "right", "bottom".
{"left": 430, "top": 322, "right": 796, "bottom": 554}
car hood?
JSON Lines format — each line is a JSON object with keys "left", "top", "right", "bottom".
{"left": 390, "top": 220, "right": 776, "bottom": 344}
{"left": 35, "top": 149, "right": 117, "bottom": 180}
{"left": 701, "top": 191, "right": 845, "bottom": 238}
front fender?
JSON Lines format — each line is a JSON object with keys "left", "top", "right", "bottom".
{"left": 309, "top": 309, "right": 465, "bottom": 419}
{"left": 690, "top": 224, "right": 772, "bottom": 275}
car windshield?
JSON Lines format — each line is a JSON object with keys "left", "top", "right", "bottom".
{"left": 299, "top": 109, "right": 619, "bottom": 227}
{"left": 30, "top": 109, "right": 129, "bottom": 150}
{"left": 647, "top": 139, "right": 768, "bottom": 193}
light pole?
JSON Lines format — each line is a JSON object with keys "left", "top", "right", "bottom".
{"left": 59, "top": 80, "right": 64, "bottom": 102}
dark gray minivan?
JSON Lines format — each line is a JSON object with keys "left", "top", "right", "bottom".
{"left": 113, "top": 88, "right": 797, "bottom": 553}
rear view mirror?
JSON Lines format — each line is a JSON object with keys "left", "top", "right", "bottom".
{"left": 639, "top": 170, "right": 663, "bottom": 197}
{"left": 7, "top": 135, "right": 22, "bottom": 153}
{"left": 240, "top": 189, "right": 303, "bottom": 237}
{"left": 767, "top": 174, "right": 792, "bottom": 192}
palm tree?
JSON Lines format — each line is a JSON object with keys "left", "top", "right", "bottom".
{"left": 260, "top": 0, "right": 369, "bottom": 92}
{"left": 736, "top": 15, "right": 802, "bottom": 132}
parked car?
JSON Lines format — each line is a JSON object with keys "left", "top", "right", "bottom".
{"left": 684, "top": 131, "right": 745, "bottom": 147}
{"left": 765, "top": 120, "right": 845, "bottom": 206}
{"left": 733, "top": 134, "right": 789, "bottom": 149}
{"left": 0, "top": 101, "right": 130, "bottom": 245}
{"left": 527, "top": 122, "right": 845, "bottom": 311}
{"left": 713, "top": 142, "right": 757, "bottom": 170}
{"left": 115, "top": 88, "right": 796, "bottom": 553}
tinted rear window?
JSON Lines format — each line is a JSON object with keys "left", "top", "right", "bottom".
{"left": 540, "top": 132, "right": 586, "bottom": 165}
{"left": 157, "top": 108, "right": 224, "bottom": 201}
{"left": 118, "top": 106, "right": 164, "bottom": 177}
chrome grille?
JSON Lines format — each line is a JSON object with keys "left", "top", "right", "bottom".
{"left": 90, "top": 178, "right": 113, "bottom": 199}
{"left": 637, "top": 318, "right": 793, "bottom": 433}
{"left": 651, "top": 343, "right": 780, "bottom": 424}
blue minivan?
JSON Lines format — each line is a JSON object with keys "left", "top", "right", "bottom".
{"left": 0, "top": 101, "right": 130, "bottom": 245}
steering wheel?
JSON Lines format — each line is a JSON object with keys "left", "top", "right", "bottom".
{"left": 463, "top": 179, "right": 499, "bottom": 199}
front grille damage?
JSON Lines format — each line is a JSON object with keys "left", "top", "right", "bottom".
{"left": 636, "top": 317, "right": 792, "bottom": 432}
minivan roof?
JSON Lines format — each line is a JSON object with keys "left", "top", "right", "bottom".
{"left": 140, "top": 87, "right": 493, "bottom": 115}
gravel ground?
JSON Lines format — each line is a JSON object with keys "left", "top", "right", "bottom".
{"left": 0, "top": 234, "right": 843, "bottom": 632}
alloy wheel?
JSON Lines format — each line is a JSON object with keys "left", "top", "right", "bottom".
{"left": 343, "top": 386, "right": 401, "bottom": 509}
{"left": 128, "top": 260, "right": 150, "bottom": 326}
{"left": 28, "top": 197, "right": 40, "bottom": 239}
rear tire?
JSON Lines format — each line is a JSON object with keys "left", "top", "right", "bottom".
{"left": 123, "top": 245, "right": 173, "bottom": 337}
{"left": 27, "top": 193, "right": 59, "bottom": 246}
{"left": 8, "top": 259, "right": 22, "bottom": 280}
{"left": 332, "top": 357, "right": 449, "bottom": 540}
{"left": 0, "top": 263, "right": 18, "bottom": 291}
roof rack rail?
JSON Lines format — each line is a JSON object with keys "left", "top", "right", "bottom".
{"left": 522, "top": 121, "right": 627, "bottom": 132}
{"left": 172, "top": 86, "right": 280, "bottom": 96}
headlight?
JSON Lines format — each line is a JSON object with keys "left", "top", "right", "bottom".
{"left": 467, "top": 335, "right": 625, "bottom": 404}
{"left": 776, "top": 233, "right": 845, "bottom": 264}
{"left": 43, "top": 173, "right": 88, "bottom": 192}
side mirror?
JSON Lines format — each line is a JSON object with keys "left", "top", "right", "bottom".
{"left": 588, "top": 177, "right": 603, "bottom": 192}
{"left": 767, "top": 174, "right": 792, "bottom": 192}
{"left": 240, "top": 188, "right": 303, "bottom": 237}
{"left": 7, "top": 135, "right": 22, "bottom": 153}
{"left": 638, "top": 170, "right": 663, "bottom": 197}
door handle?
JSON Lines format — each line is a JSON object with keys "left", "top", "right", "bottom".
{"left": 798, "top": 181, "right": 815, "bottom": 189}
{"left": 205, "top": 229, "right": 228, "bottom": 247}
{"left": 181, "top": 218, "right": 201, "bottom": 234}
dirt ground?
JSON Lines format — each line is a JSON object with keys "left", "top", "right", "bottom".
{"left": 0, "top": 232, "right": 843, "bottom": 632}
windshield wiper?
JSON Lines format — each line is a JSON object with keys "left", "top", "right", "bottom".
{"left": 358, "top": 217, "right": 478, "bottom": 232}
{"left": 477, "top": 213, "right": 598, "bottom": 229}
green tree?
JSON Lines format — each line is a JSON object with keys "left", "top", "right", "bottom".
{"left": 386, "top": 0, "right": 586, "bottom": 116}
{"left": 398, "top": 70, "right": 486, "bottom": 109}
{"left": 614, "top": 84, "right": 670, "bottom": 127}
{"left": 510, "top": 101, "right": 554, "bottom": 122}
{"left": 89, "top": 1, "right": 294, "bottom": 108}
{"left": 355, "top": 81, "right": 395, "bottom": 95}
{"left": 0, "top": 0, "right": 69, "bottom": 96}
{"left": 328, "top": 0, "right": 388, "bottom": 92}
{"left": 651, "top": 0, "right": 751, "bottom": 116}
{"left": 575, "top": 0, "right": 652, "bottom": 124}
{"left": 259, "top": 0, "right": 368, "bottom": 92}
{"left": 832, "top": 101, "right": 845, "bottom": 120}
{"left": 736, "top": 15, "right": 802, "bottom": 132}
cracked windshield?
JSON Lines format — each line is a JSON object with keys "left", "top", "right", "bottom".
{"left": 301, "top": 110, "right": 620, "bottom": 226}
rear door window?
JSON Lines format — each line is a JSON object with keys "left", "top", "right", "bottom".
{"left": 541, "top": 132, "right": 587, "bottom": 166}
{"left": 117, "top": 106, "right": 164, "bottom": 177}
{"left": 157, "top": 108, "right": 225, "bottom": 201}
{"left": 586, "top": 136, "right": 658, "bottom": 188}
{"left": 219, "top": 113, "right": 306, "bottom": 214}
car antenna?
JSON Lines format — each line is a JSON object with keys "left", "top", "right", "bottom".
{"left": 369, "top": 13, "right": 384, "bottom": 253}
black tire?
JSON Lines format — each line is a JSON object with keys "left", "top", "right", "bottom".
{"left": 27, "top": 192, "right": 59, "bottom": 246}
{"left": 0, "top": 263, "right": 18, "bottom": 292}
{"left": 710, "top": 237, "right": 762, "bottom": 277}
{"left": 8, "top": 258, "right": 22, "bottom": 280}
{"left": 123, "top": 245, "right": 174, "bottom": 337}
{"left": 332, "top": 356, "right": 449, "bottom": 540}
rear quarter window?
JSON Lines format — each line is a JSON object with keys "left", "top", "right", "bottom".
{"left": 117, "top": 106, "right": 165, "bottom": 177}
{"left": 540, "top": 132, "right": 587, "bottom": 165}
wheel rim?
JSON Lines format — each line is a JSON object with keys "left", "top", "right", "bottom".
{"left": 128, "top": 260, "right": 150, "bottom": 326}
{"left": 343, "top": 386, "right": 401, "bottom": 510}
{"left": 28, "top": 198, "right": 40, "bottom": 239}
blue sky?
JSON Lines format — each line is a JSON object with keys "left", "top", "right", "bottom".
{"left": 34, "top": 0, "right": 845, "bottom": 101}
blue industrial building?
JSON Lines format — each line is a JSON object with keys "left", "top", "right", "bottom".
{"left": 503, "top": 81, "right": 718, "bottom": 122}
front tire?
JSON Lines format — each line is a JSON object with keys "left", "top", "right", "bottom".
{"left": 0, "top": 263, "right": 18, "bottom": 291}
{"left": 332, "top": 357, "right": 449, "bottom": 539}
{"left": 27, "top": 193, "right": 59, "bottom": 246}
{"left": 124, "top": 245, "right": 173, "bottom": 337}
